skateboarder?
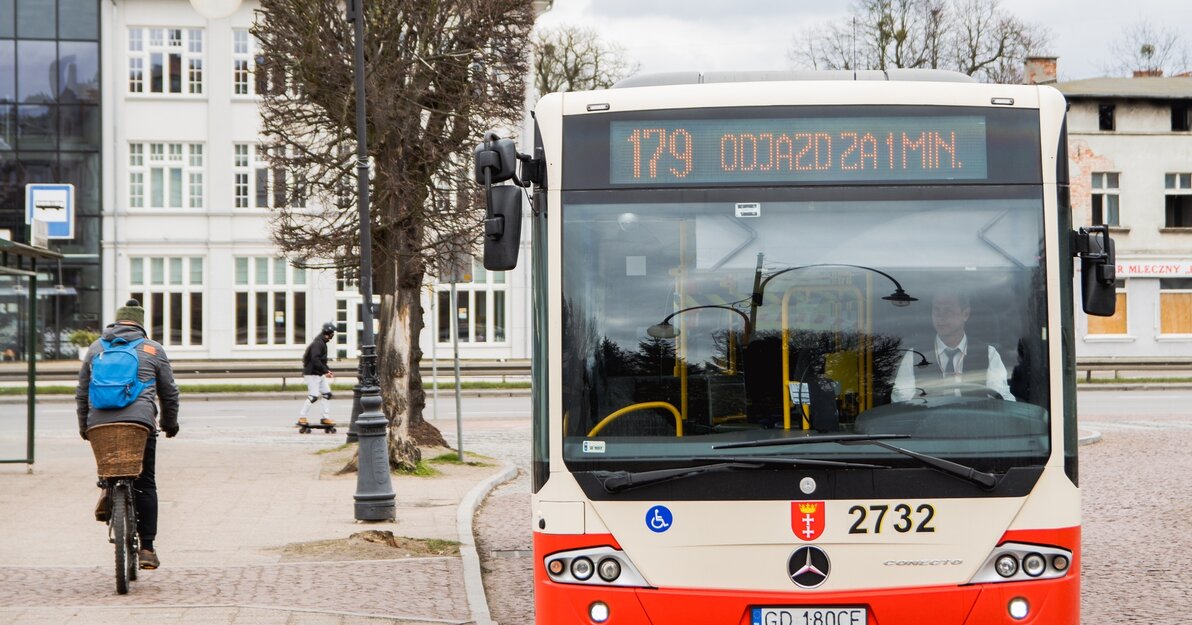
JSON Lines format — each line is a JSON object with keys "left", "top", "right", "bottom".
{"left": 298, "top": 322, "right": 337, "bottom": 427}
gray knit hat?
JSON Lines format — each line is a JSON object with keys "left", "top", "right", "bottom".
{"left": 115, "top": 298, "right": 145, "bottom": 326}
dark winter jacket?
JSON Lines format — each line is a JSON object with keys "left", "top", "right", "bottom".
{"left": 76, "top": 322, "right": 180, "bottom": 437}
{"left": 302, "top": 335, "right": 331, "bottom": 376}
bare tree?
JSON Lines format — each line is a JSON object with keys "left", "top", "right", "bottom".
{"left": 1103, "top": 21, "right": 1190, "bottom": 77}
{"left": 950, "top": 0, "right": 1048, "bottom": 83}
{"left": 532, "top": 24, "right": 639, "bottom": 94}
{"left": 790, "top": 0, "right": 1049, "bottom": 83}
{"left": 253, "top": 0, "right": 534, "bottom": 470}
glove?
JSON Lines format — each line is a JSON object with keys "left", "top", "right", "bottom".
{"left": 163, "top": 425, "right": 179, "bottom": 438}
{"left": 79, "top": 429, "right": 89, "bottom": 441}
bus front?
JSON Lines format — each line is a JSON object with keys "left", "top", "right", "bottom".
{"left": 528, "top": 75, "right": 1083, "bottom": 625}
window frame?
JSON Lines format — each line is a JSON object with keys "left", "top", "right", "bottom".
{"left": 1164, "top": 172, "right": 1192, "bottom": 229}
{"left": 1086, "top": 280, "right": 1128, "bottom": 338}
{"left": 232, "top": 143, "right": 304, "bottom": 210}
{"left": 128, "top": 255, "right": 205, "bottom": 348}
{"left": 1098, "top": 103, "right": 1116, "bottom": 132}
{"left": 233, "top": 256, "right": 309, "bottom": 347}
{"left": 1158, "top": 278, "right": 1192, "bottom": 337}
{"left": 434, "top": 259, "right": 510, "bottom": 345}
{"left": 1090, "top": 171, "right": 1120, "bottom": 227}
{"left": 128, "top": 141, "right": 204, "bottom": 209}
{"left": 127, "top": 27, "right": 205, "bottom": 96}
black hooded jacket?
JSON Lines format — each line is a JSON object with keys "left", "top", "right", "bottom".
{"left": 302, "top": 335, "right": 331, "bottom": 376}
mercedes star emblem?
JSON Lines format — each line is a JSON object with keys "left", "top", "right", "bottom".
{"left": 788, "top": 546, "right": 831, "bottom": 588}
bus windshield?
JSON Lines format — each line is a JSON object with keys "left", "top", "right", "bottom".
{"left": 561, "top": 190, "right": 1051, "bottom": 473}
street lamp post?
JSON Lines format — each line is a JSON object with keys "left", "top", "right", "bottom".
{"left": 348, "top": 0, "right": 395, "bottom": 522}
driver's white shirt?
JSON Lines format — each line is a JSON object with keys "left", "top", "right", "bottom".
{"left": 891, "top": 334, "right": 1015, "bottom": 402}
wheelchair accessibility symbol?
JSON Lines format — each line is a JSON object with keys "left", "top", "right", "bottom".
{"left": 646, "top": 505, "right": 673, "bottom": 533}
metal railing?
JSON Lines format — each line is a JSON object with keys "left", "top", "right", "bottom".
{"left": 0, "top": 359, "right": 531, "bottom": 385}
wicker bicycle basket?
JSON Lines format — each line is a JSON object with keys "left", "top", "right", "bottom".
{"left": 88, "top": 423, "right": 150, "bottom": 478}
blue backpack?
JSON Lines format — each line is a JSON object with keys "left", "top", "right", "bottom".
{"left": 89, "top": 337, "right": 153, "bottom": 410}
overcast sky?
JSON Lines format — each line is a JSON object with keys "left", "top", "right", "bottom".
{"left": 535, "top": 0, "right": 1192, "bottom": 82}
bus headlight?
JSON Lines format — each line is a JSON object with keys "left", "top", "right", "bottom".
{"left": 1022, "top": 553, "right": 1047, "bottom": 577}
{"left": 995, "top": 554, "right": 1019, "bottom": 578}
{"left": 598, "top": 557, "right": 622, "bottom": 582}
{"left": 544, "top": 546, "right": 649, "bottom": 587}
{"left": 968, "top": 542, "right": 1073, "bottom": 584}
{"left": 571, "top": 556, "right": 594, "bottom": 580}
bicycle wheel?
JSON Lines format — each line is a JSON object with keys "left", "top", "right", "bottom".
{"left": 127, "top": 489, "right": 139, "bottom": 581}
{"left": 111, "top": 486, "right": 130, "bottom": 594}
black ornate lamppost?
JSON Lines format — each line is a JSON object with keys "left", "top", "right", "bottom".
{"left": 348, "top": 0, "right": 395, "bottom": 522}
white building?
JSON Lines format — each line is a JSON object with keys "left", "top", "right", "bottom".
{"left": 1054, "top": 72, "right": 1192, "bottom": 357}
{"left": 100, "top": 0, "right": 539, "bottom": 363}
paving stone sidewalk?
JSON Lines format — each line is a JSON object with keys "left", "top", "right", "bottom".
{"left": 0, "top": 430, "right": 502, "bottom": 625}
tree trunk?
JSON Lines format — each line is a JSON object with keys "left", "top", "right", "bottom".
{"left": 376, "top": 234, "right": 448, "bottom": 472}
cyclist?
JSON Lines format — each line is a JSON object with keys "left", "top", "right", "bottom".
{"left": 298, "top": 321, "right": 337, "bottom": 427}
{"left": 76, "top": 299, "right": 180, "bottom": 570}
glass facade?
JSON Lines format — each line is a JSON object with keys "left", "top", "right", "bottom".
{"left": 0, "top": 0, "right": 103, "bottom": 357}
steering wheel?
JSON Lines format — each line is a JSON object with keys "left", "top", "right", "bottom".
{"left": 922, "top": 382, "right": 1002, "bottom": 400}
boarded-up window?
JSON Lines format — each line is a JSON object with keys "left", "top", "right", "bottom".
{"left": 1088, "top": 281, "right": 1127, "bottom": 335}
{"left": 1160, "top": 279, "right": 1192, "bottom": 334}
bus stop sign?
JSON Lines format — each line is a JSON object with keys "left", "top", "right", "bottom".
{"left": 25, "top": 184, "right": 75, "bottom": 240}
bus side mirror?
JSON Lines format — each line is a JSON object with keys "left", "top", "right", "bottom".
{"left": 1074, "top": 226, "right": 1116, "bottom": 317}
{"left": 483, "top": 186, "right": 522, "bottom": 271}
{"left": 473, "top": 133, "right": 519, "bottom": 185}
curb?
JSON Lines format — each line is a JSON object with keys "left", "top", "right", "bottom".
{"left": 1078, "top": 428, "right": 1102, "bottom": 446}
{"left": 457, "top": 463, "right": 518, "bottom": 625}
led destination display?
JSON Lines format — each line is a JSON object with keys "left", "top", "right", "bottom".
{"left": 609, "top": 116, "right": 989, "bottom": 185}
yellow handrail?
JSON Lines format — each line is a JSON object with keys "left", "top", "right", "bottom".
{"left": 588, "top": 401, "right": 684, "bottom": 437}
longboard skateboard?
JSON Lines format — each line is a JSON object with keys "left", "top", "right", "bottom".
{"left": 296, "top": 421, "right": 337, "bottom": 434}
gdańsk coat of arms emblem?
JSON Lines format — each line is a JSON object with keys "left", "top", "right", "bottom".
{"left": 791, "top": 501, "right": 825, "bottom": 541}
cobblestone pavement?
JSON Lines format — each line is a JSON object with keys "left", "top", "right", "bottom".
{"left": 471, "top": 391, "right": 1192, "bottom": 624}
{"left": 441, "top": 417, "right": 533, "bottom": 625}
{"left": 0, "top": 559, "right": 470, "bottom": 624}
{"left": 1080, "top": 393, "right": 1192, "bottom": 624}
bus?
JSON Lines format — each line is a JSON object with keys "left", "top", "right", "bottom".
{"left": 474, "top": 69, "right": 1116, "bottom": 625}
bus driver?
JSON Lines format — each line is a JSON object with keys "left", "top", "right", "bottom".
{"left": 891, "top": 290, "right": 1015, "bottom": 402}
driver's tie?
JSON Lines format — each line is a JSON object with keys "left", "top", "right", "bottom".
{"left": 943, "top": 348, "right": 961, "bottom": 376}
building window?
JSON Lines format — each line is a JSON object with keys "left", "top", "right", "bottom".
{"left": 1173, "top": 102, "right": 1191, "bottom": 132}
{"left": 1160, "top": 279, "right": 1192, "bottom": 335}
{"left": 129, "top": 142, "right": 204, "bottom": 208}
{"left": 232, "top": 143, "right": 304, "bottom": 209}
{"left": 1098, "top": 104, "right": 1115, "bottom": 131}
{"left": 436, "top": 259, "right": 508, "bottom": 344}
{"left": 1087, "top": 280, "right": 1127, "bottom": 335}
{"left": 233, "top": 256, "right": 308, "bottom": 346}
{"left": 232, "top": 29, "right": 256, "bottom": 96}
{"left": 129, "top": 256, "right": 204, "bottom": 346}
{"left": 127, "top": 27, "right": 204, "bottom": 95}
{"left": 1165, "top": 173, "right": 1192, "bottom": 228}
{"left": 1091, "top": 172, "right": 1120, "bottom": 227}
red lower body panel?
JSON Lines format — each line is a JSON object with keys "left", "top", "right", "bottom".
{"left": 535, "top": 528, "right": 1079, "bottom": 625}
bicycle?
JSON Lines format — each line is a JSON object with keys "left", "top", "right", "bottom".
{"left": 87, "top": 422, "right": 151, "bottom": 595}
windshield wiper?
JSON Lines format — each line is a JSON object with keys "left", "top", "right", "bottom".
{"left": 592, "top": 456, "right": 885, "bottom": 494}
{"left": 714, "top": 434, "right": 999, "bottom": 489}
